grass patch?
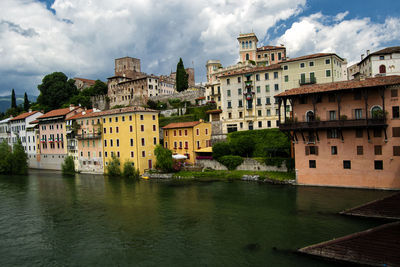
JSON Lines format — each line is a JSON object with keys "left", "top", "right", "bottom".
{"left": 172, "top": 170, "right": 295, "bottom": 182}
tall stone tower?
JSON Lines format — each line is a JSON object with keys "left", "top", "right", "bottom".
{"left": 237, "top": 33, "right": 258, "bottom": 63}
{"left": 114, "top": 57, "right": 142, "bottom": 79}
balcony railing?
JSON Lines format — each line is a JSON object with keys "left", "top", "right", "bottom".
{"left": 279, "top": 118, "right": 386, "bottom": 131}
{"left": 76, "top": 132, "right": 101, "bottom": 139}
{"left": 299, "top": 77, "right": 317, "bottom": 85}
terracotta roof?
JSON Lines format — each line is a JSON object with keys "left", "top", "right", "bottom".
{"left": 218, "top": 64, "right": 282, "bottom": 78}
{"left": 358, "top": 46, "right": 400, "bottom": 65}
{"left": 74, "top": 77, "right": 96, "bottom": 85}
{"left": 10, "top": 111, "right": 39, "bottom": 121}
{"left": 196, "top": 96, "right": 206, "bottom": 100}
{"left": 257, "top": 45, "right": 285, "bottom": 51}
{"left": 206, "top": 109, "right": 222, "bottom": 114}
{"left": 162, "top": 121, "right": 202, "bottom": 129}
{"left": 66, "top": 109, "right": 94, "bottom": 120}
{"left": 276, "top": 76, "right": 400, "bottom": 97}
{"left": 37, "top": 107, "right": 79, "bottom": 119}
{"left": 282, "top": 53, "right": 343, "bottom": 63}
{"left": 67, "top": 106, "right": 158, "bottom": 120}
{"left": 30, "top": 119, "right": 39, "bottom": 124}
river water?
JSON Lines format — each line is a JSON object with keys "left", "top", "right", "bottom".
{"left": 0, "top": 170, "right": 392, "bottom": 266}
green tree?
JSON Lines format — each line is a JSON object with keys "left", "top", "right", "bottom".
{"left": 92, "top": 80, "right": 108, "bottom": 95}
{"left": 0, "top": 140, "right": 12, "bottom": 174}
{"left": 212, "top": 142, "right": 231, "bottom": 159}
{"left": 62, "top": 156, "right": 75, "bottom": 176}
{"left": 11, "top": 89, "right": 17, "bottom": 109}
{"left": 217, "top": 155, "right": 243, "bottom": 170}
{"left": 37, "top": 72, "right": 78, "bottom": 112}
{"left": 176, "top": 58, "right": 188, "bottom": 92}
{"left": 12, "top": 138, "right": 28, "bottom": 175}
{"left": 23, "top": 92, "right": 30, "bottom": 111}
{"left": 230, "top": 136, "right": 255, "bottom": 157}
{"left": 154, "top": 145, "right": 174, "bottom": 172}
{"left": 123, "top": 161, "right": 140, "bottom": 179}
{"left": 106, "top": 155, "right": 121, "bottom": 176}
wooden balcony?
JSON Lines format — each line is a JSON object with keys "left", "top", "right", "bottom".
{"left": 299, "top": 77, "right": 317, "bottom": 85}
{"left": 279, "top": 118, "right": 387, "bottom": 131}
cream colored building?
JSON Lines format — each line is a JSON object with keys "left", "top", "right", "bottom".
{"left": 281, "top": 53, "right": 346, "bottom": 91}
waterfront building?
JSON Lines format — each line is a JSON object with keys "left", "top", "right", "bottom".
{"left": 0, "top": 117, "right": 11, "bottom": 145}
{"left": 281, "top": 53, "right": 347, "bottom": 91}
{"left": 162, "top": 121, "right": 212, "bottom": 164}
{"left": 356, "top": 47, "right": 400, "bottom": 78}
{"left": 218, "top": 64, "right": 285, "bottom": 133}
{"left": 276, "top": 76, "right": 400, "bottom": 189}
{"left": 36, "top": 106, "right": 83, "bottom": 170}
{"left": 102, "top": 106, "right": 159, "bottom": 174}
{"left": 9, "top": 110, "right": 43, "bottom": 151}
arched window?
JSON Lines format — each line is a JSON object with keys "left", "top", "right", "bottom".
{"left": 246, "top": 41, "right": 248, "bottom": 49}
{"left": 379, "top": 65, "right": 386, "bottom": 74}
{"left": 246, "top": 54, "right": 249, "bottom": 61}
{"left": 371, "top": 106, "right": 383, "bottom": 119}
{"left": 306, "top": 111, "right": 314, "bottom": 122}
{"left": 249, "top": 40, "right": 252, "bottom": 48}
{"left": 242, "top": 41, "right": 245, "bottom": 49}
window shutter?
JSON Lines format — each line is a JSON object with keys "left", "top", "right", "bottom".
{"left": 305, "top": 146, "right": 309, "bottom": 155}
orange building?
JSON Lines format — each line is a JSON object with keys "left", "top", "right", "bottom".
{"left": 276, "top": 76, "right": 400, "bottom": 189}
{"left": 163, "top": 121, "right": 212, "bottom": 164}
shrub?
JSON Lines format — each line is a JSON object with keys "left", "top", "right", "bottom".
{"left": 230, "top": 136, "right": 255, "bottom": 157}
{"left": 212, "top": 142, "right": 231, "bottom": 159}
{"left": 264, "top": 157, "right": 285, "bottom": 168}
{"left": 154, "top": 145, "right": 174, "bottom": 172}
{"left": 0, "top": 140, "right": 12, "bottom": 174}
{"left": 62, "top": 156, "right": 75, "bottom": 175}
{"left": 123, "top": 161, "right": 140, "bottom": 179}
{"left": 106, "top": 155, "right": 121, "bottom": 176}
{"left": 12, "top": 139, "right": 28, "bottom": 175}
{"left": 217, "top": 155, "right": 243, "bottom": 170}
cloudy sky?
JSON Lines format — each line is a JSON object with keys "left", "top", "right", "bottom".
{"left": 1, "top": 0, "right": 399, "bottom": 96}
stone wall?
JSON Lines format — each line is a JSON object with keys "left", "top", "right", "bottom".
{"left": 91, "top": 95, "right": 110, "bottom": 110}
{"left": 29, "top": 154, "right": 66, "bottom": 170}
{"left": 196, "top": 158, "right": 287, "bottom": 172}
{"left": 160, "top": 108, "right": 187, "bottom": 117}
{"left": 149, "top": 89, "right": 205, "bottom": 106}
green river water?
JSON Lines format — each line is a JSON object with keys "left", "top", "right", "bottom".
{"left": 0, "top": 170, "right": 393, "bottom": 266}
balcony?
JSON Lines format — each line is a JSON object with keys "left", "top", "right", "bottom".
{"left": 279, "top": 118, "right": 387, "bottom": 131}
{"left": 299, "top": 77, "right": 317, "bottom": 85}
{"left": 76, "top": 132, "right": 102, "bottom": 139}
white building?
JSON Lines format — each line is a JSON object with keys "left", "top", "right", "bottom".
{"left": 357, "top": 47, "right": 400, "bottom": 78}
{"left": 9, "top": 110, "right": 43, "bottom": 151}
{"left": 0, "top": 117, "right": 11, "bottom": 145}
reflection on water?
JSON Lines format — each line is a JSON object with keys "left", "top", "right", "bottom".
{"left": 0, "top": 170, "right": 392, "bottom": 266}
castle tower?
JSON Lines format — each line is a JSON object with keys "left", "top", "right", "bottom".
{"left": 237, "top": 33, "right": 258, "bottom": 63}
{"left": 114, "top": 57, "right": 141, "bottom": 78}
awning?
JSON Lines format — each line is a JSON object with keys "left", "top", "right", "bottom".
{"left": 194, "top": 147, "right": 212, "bottom": 153}
{"left": 172, "top": 154, "right": 187, "bottom": 159}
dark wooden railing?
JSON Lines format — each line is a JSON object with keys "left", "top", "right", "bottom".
{"left": 279, "top": 118, "right": 386, "bottom": 130}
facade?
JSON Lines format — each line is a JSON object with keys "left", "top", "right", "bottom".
{"left": 276, "top": 76, "right": 400, "bottom": 189}
{"left": 0, "top": 118, "right": 11, "bottom": 145}
{"left": 36, "top": 106, "right": 83, "bottom": 170}
{"left": 357, "top": 47, "right": 400, "bottom": 78}
{"left": 281, "top": 53, "right": 346, "bottom": 91}
{"left": 218, "top": 64, "right": 285, "bottom": 133}
{"left": 9, "top": 110, "right": 43, "bottom": 151}
{"left": 163, "top": 121, "right": 212, "bottom": 164}
{"left": 74, "top": 77, "right": 96, "bottom": 90}
{"left": 158, "top": 76, "right": 176, "bottom": 95}
{"left": 108, "top": 76, "right": 148, "bottom": 107}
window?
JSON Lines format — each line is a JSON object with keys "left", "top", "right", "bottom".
{"left": 373, "top": 128, "right": 382, "bottom": 137}
{"left": 374, "top": 145, "right": 382, "bottom": 155}
{"left": 258, "top": 121, "right": 262, "bottom": 128}
{"left": 357, "top": 146, "right": 363, "bottom": 155}
{"left": 393, "top": 127, "right": 400, "bottom": 137}
{"left": 300, "top": 63, "right": 305, "bottom": 68}
{"left": 141, "top": 138, "right": 145, "bottom": 146}
{"left": 109, "top": 127, "right": 112, "bottom": 133}
{"left": 379, "top": 55, "right": 385, "bottom": 60}
{"left": 331, "top": 146, "right": 337, "bottom": 155}
{"left": 393, "top": 106, "right": 399, "bottom": 119}
{"left": 122, "top": 116, "right": 125, "bottom": 122}
{"left": 141, "top": 125, "right": 144, "bottom": 132}
{"left": 265, "top": 73, "right": 269, "bottom": 80}
{"left": 142, "top": 151, "right": 146, "bottom": 157}
{"left": 237, "top": 77, "right": 241, "bottom": 83}
{"left": 274, "top": 72, "right": 278, "bottom": 79}
{"left": 115, "top": 117, "right": 118, "bottom": 122}
{"left": 309, "top": 61, "right": 314, "bottom": 67}
{"left": 239, "top": 112, "right": 243, "bottom": 118}
{"left": 356, "top": 129, "right": 363, "bottom": 138}
{"left": 284, "top": 75, "right": 289, "bottom": 82}
{"left": 227, "top": 78, "right": 230, "bottom": 85}
{"left": 184, "top": 129, "right": 187, "bottom": 136}
{"left": 271, "top": 54, "right": 275, "bottom": 61}
{"left": 196, "top": 129, "right": 199, "bottom": 135}
{"left": 256, "top": 74, "right": 260, "bottom": 81}
{"left": 283, "top": 65, "right": 288, "bottom": 70}
{"left": 267, "top": 109, "right": 271, "bottom": 116}
{"left": 327, "top": 129, "right": 338, "bottom": 139}
{"left": 309, "top": 160, "right": 316, "bottom": 168}
{"left": 173, "top": 130, "right": 177, "bottom": 136}
{"left": 265, "top": 85, "right": 270, "bottom": 92}
{"left": 257, "top": 98, "right": 262, "bottom": 106}
{"left": 130, "top": 125, "right": 133, "bottom": 132}
{"left": 205, "top": 128, "right": 208, "bottom": 135}
{"left": 374, "top": 160, "right": 383, "bottom": 170}
{"left": 227, "top": 101, "right": 232, "bottom": 108}
{"left": 179, "top": 141, "right": 182, "bottom": 149}
{"left": 103, "top": 127, "right": 106, "bottom": 134}
{"left": 129, "top": 115, "right": 132, "bottom": 121}
{"left": 104, "top": 140, "right": 107, "bottom": 147}
{"left": 154, "top": 137, "right": 157, "bottom": 145}
{"left": 109, "top": 118, "right": 112, "bottom": 123}
{"left": 116, "top": 127, "right": 119, "bottom": 133}
{"left": 305, "top": 146, "right": 318, "bottom": 155}
{"left": 343, "top": 160, "right": 351, "bottom": 169}
{"left": 153, "top": 115, "right": 156, "bottom": 120}
{"left": 326, "top": 70, "right": 331, "bottom": 77}
{"left": 131, "top": 151, "right": 134, "bottom": 158}
{"left": 274, "top": 84, "right": 279, "bottom": 91}
{"left": 266, "top": 97, "right": 271, "bottom": 105}
{"left": 355, "top": 109, "right": 363, "bottom": 119}
{"left": 393, "top": 146, "right": 400, "bottom": 156}
{"left": 238, "top": 88, "right": 242, "bottom": 95}
{"left": 325, "top": 59, "right": 330, "bottom": 64}
{"left": 329, "top": 111, "right": 336, "bottom": 120}
{"left": 174, "top": 141, "right": 177, "bottom": 149}
{"left": 140, "top": 115, "right": 144, "bottom": 120}
{"left": 391, "top": 89, "right": 398, "bottom": 97}
{"left": 179, "top": 130, "right": 182, "bottom": 136}
{"left": 228, "top": 113, "right": 232, "bottom": 119}
{"left": 227, "top": 90, "right": 231, "bottom": 97}
{"left": 258, "top": 110, "right": 262, "bottom": 116}
{"left": 130, "top": 138, "right": 134, "bottom": 146}
{"left": 256, "top": 86, "right": 260, "bottom": 93}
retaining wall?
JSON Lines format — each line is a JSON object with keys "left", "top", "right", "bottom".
{"left": 197, "top": 158, "right": 287, "bottom": 172}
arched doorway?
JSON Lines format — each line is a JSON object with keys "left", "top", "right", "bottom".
{"left": 379, "top": 65, "right": 386, "bottom": 74}
{"left": 371, "top": 106, "right": 383, "bottom": 119}
{"left": 306, "top": 111, "right": 314, "bottom": 122}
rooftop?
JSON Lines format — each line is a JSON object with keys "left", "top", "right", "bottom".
{"left": 67, "top": 106, "right": 158, "bottom": 120}
{"left": 282, "top": 53, "right": 343, "bottom": 63}
{"left": 257, "top": 45, "right": 285, "bottom": 52}
{"left": 10, "top": 111, "right": 39, "bottom": 121}
{"left": 276, "top": 75, "right": 400, "bottom": 97}
{"left": 162, "top": 121, "right": 202, "bottom": 129}
{"left": 358, "top": 46, "right": 400, "bottom": 65}
{"left": 74, "top": 77, "right": 96, "bottom": 85}
{"left": 37, "top": 107, "right": 79, "bottom": 119}
{"left": 218, "top": 64, "right": 282, "bottom": 78}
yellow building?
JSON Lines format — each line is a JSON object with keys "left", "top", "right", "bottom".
{"left": 102, "top": 106, "right": 159, "bottom": 174}
{"left": 162, "top": 121, "right": 212, "bottom": 164}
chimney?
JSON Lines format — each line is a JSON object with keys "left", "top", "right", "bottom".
{"left": 367, "top": 50, "right": 370, "bottom": 55}
{"left": 361, "top": 54, "right": 364, "bottom": 60}
{"left": 82, "top": 111, "right": 86, "bottom": 115}
{"left": 69, "top": 104, "right": 75, "bottom": 111}
{"left": 28, "top": 109, "right": 32, "bottom": 113}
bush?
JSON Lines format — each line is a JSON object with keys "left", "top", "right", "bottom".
{"left": 106, "top": 155, "right": 121, "bottom": 176}
{"left": 154, "top": 145, "right": 174, "bottom": 172}
{"left": 123, "top": 161, "right": 140, "bottom": 179}
{"left": 159, "top": 114, "right": 197, "bottom": 127}
{"left": 0, "top": 140, "right": 12, "bottom": 174}
{"left": 264, "top": 157, "right": 285, "bottom": 168}
{"left": 62, "top": 156, "right": 75, "bottom": 175}
{"left": 12, "top": 139, "right": 28, "bottom": 175}
{"left": 212, "top": 142, "right": 231, "bottom": 159}
{"left": 230, "top": 136, "right": 255, "bottom": 157}
{"left": 217, "top": 155, "right": 243, "bottom": 170}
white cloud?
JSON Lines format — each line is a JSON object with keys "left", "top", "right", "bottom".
{"left": 276, "top": 12, "right": 400, "bottom": 65}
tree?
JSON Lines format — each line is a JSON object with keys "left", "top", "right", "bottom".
{"left": 212, "top": 142, "right": 231, "bottom": 159}
{"left": 23, "top": 92, "right": 30, "bottom": 111}
{"left": 230, "top": 136, "right": 255, "bottom": 157}
{"left": 11, "top": 89, "right": 17, "bottom": 109}
{"left": 154, "top": 145, "right": 174, "bottom": 172}
{"left": 106, "top": 155, "right": 121, "bottom": 176}
{"left": 92, "top": 80, "right": 108, "bottom": 95}
{"left": 0, "top": 140, "right": 12, "bottom": 174}
{"left": 37, "top": 72, "right": 78, "bottom": 112}
{"left": 12, "top": 138, "right": 28, "bottom": 175}
{"left": 123, "top": 161, "right": 140, "bottom": 179}
{"left": 62, "top": 156, "right": 75, "bottom": 175}
{"left": 176, "top": 58, "right": 188, "bottom": 92}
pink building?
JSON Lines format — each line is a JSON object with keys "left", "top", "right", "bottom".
{"left": 36, "top": 106, "right": 83, "bottom": 170}
{"left": 276, "top": 76, "right": 400, "bottom": 189}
